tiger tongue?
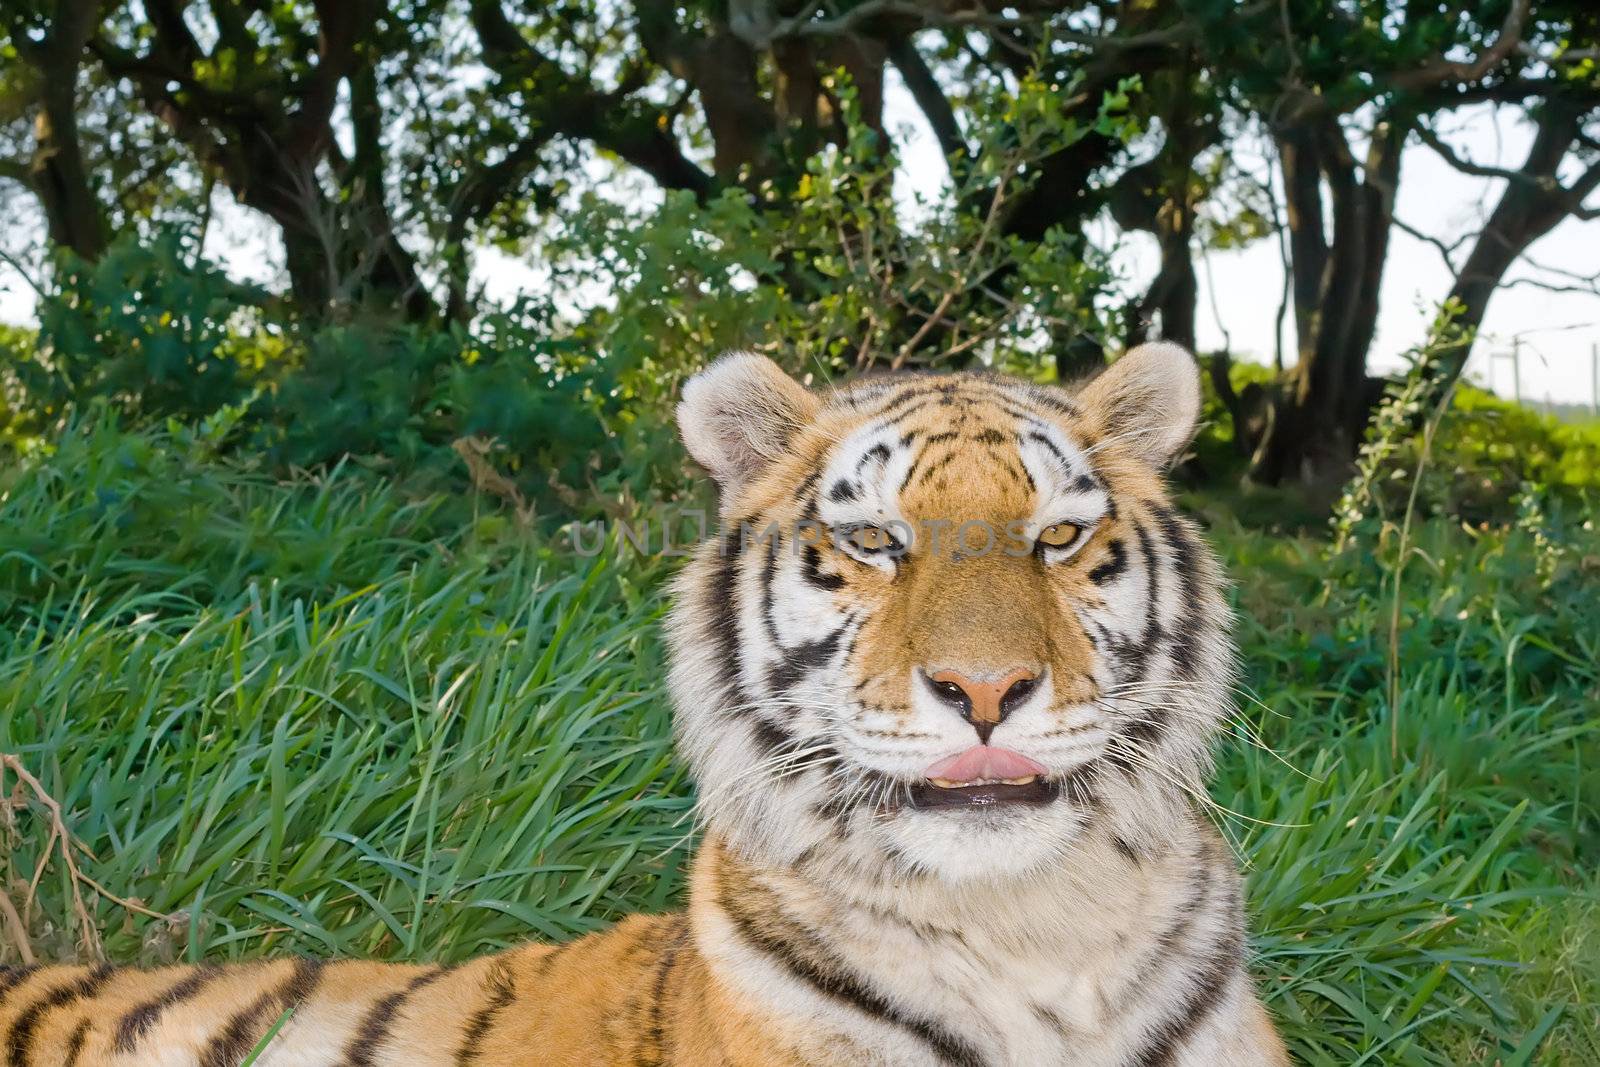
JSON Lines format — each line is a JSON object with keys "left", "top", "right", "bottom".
{"left": 924, "top": 746, "right": 1047, "bottom": 784}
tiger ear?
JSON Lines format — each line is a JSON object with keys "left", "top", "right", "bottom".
{"left": 677, "top": 352, "right": 820, "bottom": 493}
{"left": 1075, "top": 342, "right": 1201, "bottom": 469}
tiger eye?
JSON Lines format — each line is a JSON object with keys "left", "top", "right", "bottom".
{"left": 849, "top": 525, "right": 894, "bottom": 552}
{"left": 1037, "top": 522, "right": 1081, "bottom": 548}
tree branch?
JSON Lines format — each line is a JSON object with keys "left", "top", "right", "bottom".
{"left": 1392, "top": 214, "right": 1469, "bottom": 275}
{"left": 1415, "top": 122, "right": 1562, "bottom": 188}
{"left": 1390, "top": 0, "right": 1530, "bottom": 90}
{"left": 728, "top": 1, "right": 1033, "bottom": 50}
{"left": 1564, "top": 160, "right": 1600, "bottom": 219}
{"left": 885, "top": 33, "right": 967, "bottom": 164}
{"left": 140, "top": 0, "right": 205, "bottom": 68}
{"left": 287, "top": 0, "right": 373, "bottom": 159}
{"left": 1516, "top": 42, "right": 1600, "bottom": 65}
{"left": 1500, "top": 275, "right": 1600, "bottom": 297}
{"left": 468, "top": 1, "right": 713, "bottom": 196}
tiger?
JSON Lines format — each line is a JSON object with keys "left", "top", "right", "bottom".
{"left": 0, "top": 342, "right": 1289, "bottom": 1066}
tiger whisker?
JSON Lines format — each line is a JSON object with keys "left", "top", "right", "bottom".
{"left": 1101, "top": 733, "right": 1307, "bottom": 832}
{"left": 1095, "top": 692, "right": 1313, "bottom": 780}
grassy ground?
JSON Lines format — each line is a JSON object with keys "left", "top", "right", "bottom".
{"left": 0, "top": 419, "right": 1596, "bottom": 1064}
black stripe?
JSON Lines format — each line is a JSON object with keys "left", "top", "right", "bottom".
{"left": 898, "top": 444, "right": 932, "bottom": 492}
{"left": 454, "top": 959, "right": 516, "bottom": 1065}
{"left": 991, "top": 455, "right": 1030, "bottom": 490}
{"left": 115, "top": 964, "right": 221, "bottom": 1053}
{"left": 709, "top": 528, "right": 751, "bottom": 714}
{"left": 1148, "top": 503, "right": 1206, "bottom": 681}
{"left": 997, "top": 400, "right": 1056, "bottom": 425}
{"left": 1088, "top": 539, "right": 1128, "bottom": 585}
{"left": 338, "top": 966, "right": 449, "bottom": 1067}
{"left": 641, "top": 918, "right": 690, "bottom": 1065}
{"left": 793, "top": 469, "right": 823, "bottom": 500}
{"left": 717, "top": 879, "right": 985, "bottom": 1067}
{"left": 1100, "top": 521, "right": 1163, "bottom": 745}
{"left": 856, "top": 442, "right": 892, "bottom": 470}
{"left": 1122, "top": 926, "right": 1245, "bottom": 1067}
{"left": 1126, "top": 515, "right": 1163, "bottom": 685}
{"left": 871, "top": 385, "right": 936, "bottom": 419}
{"left": 827, "top": 478, "right": 859, "bottom": 503}
{"left": 62, "top": 1016, "right": 91, "bottom": 1067}
{"left": 758, "top": 532, "right": 783, "bottom": 645}
{"left": 749, "top": 715, "right": 799, "bottom": 758}
{"left": 741, "top": 526, "right": 803, "bottom": 759}
{"left": 6, "top": 963, "right": 116, "bottom": 1067}
{"left": 880, "top": 399, "right": 938, "bottom": 429}
{"left": 0, "top": 966, "right": 38, "bottom": 1010}
{"left": 1024, "top": 430, "right": 1071, "bottom": 471}
{"left": 198, "top": 957, "right": 324, "bottom": 1067}
{"left": 1022, "top": 386, "right": 1083, "bottom": 418}
{"left": 766, "top": 622, "right": 847, "bottom": 694}
{"left": 1121, "top": 851, "right": 1215, "bottom": 999}
{"left": 801, "top": 545, "right": 846, "bottom": 591}
{"left": 915, "top": 451, "right": 957, "bottom": 488}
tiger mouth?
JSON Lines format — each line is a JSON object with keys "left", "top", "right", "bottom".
{"left": 907, "top": 776, "right": 1060, "bottom": 809}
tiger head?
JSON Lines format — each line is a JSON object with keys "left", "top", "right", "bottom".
{"left": 667, "top": 344, "right": 1232, "bottom": 883}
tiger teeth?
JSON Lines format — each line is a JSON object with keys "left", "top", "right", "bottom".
{"left": 928, "top": 775, "right": 1039, "bottom": 789}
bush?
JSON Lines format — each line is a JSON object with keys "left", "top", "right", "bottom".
{"left": 1424, "top": 386, "right": 1600, "bottom": 518}
{"left": 553, "top": 71, "right": 1131, "bottom": 398}
{"left": 0, "top": 323, "right": 44, "bottom": 453}
{"left": 1, "top": 239, "right": 636, "bottom": 520}
{"left": 23, "top": 232, "right": 276, "bottom": 423}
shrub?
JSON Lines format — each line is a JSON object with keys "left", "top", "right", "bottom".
{"left": 1, "top": 244, "right": 631, "bottom": 519}
{"left": 23, "top": 232, "right": 276, "bottom": 422}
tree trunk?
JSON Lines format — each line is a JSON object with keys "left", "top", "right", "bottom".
{"left": 25, "top": 0, "right": 107, "bottom": 260}
{"left": 1248, "top": 116, "right": 1403, "bottom": 488}
{"left": 345, "top": 57, "right": 434, "bottom": 321}
{"left": 1121, "top": 182, "right": 1197, "bottom": 351}
{"left": 668, "top": 31, "right": 777, "bottom": 182}
{"left": 94, "top": 0, "right": 443, "bottom": 321}
{"left": 1437, "top": 103, "right": 1595, "bottom": 382}
{"left": 1119, "top": 71, "right": 1204, "bottom": 352}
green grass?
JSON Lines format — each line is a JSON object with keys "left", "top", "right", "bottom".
{"left": 1, "top": 419, "right": 1596, "bottom": 1064}
{"left": 1210, "top": 516, "right": 1600, "bottom": 1064}
{"left": 0, "top": 419, "right": 689, "bottom": 966}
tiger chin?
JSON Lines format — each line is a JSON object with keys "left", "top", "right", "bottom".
{"left": 0, "top": 344, "right": 1288, "bottom": 1066}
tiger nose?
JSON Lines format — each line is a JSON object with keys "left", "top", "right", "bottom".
{"left": 925, "top": 668, "right": 1041, "bottom": 744}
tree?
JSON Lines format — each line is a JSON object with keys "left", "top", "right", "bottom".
{"left": 1205, "top": 0, "right": 1600, "bottom": 488}
{"left": 4, "top": 0, "right": 1593, "bottom": 492}
{"left": 2, "top": 0, "right": 109, "bottom": 260}
{"left": 2, "top": 1, "right": 1222, "bottom": 341}
{"left": 1412, "top": 42, "right": 1600, "bottom": 385}
{"left": 83, "top": 1, "right": 436, "bottom": 319}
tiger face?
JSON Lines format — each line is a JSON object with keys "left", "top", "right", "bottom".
{"left": 668, "top": 344, "right": 1231, "bottom": 883}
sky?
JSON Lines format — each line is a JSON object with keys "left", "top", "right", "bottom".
{"left": 2, "top": 73, "right": 1597, "bottom": 410}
